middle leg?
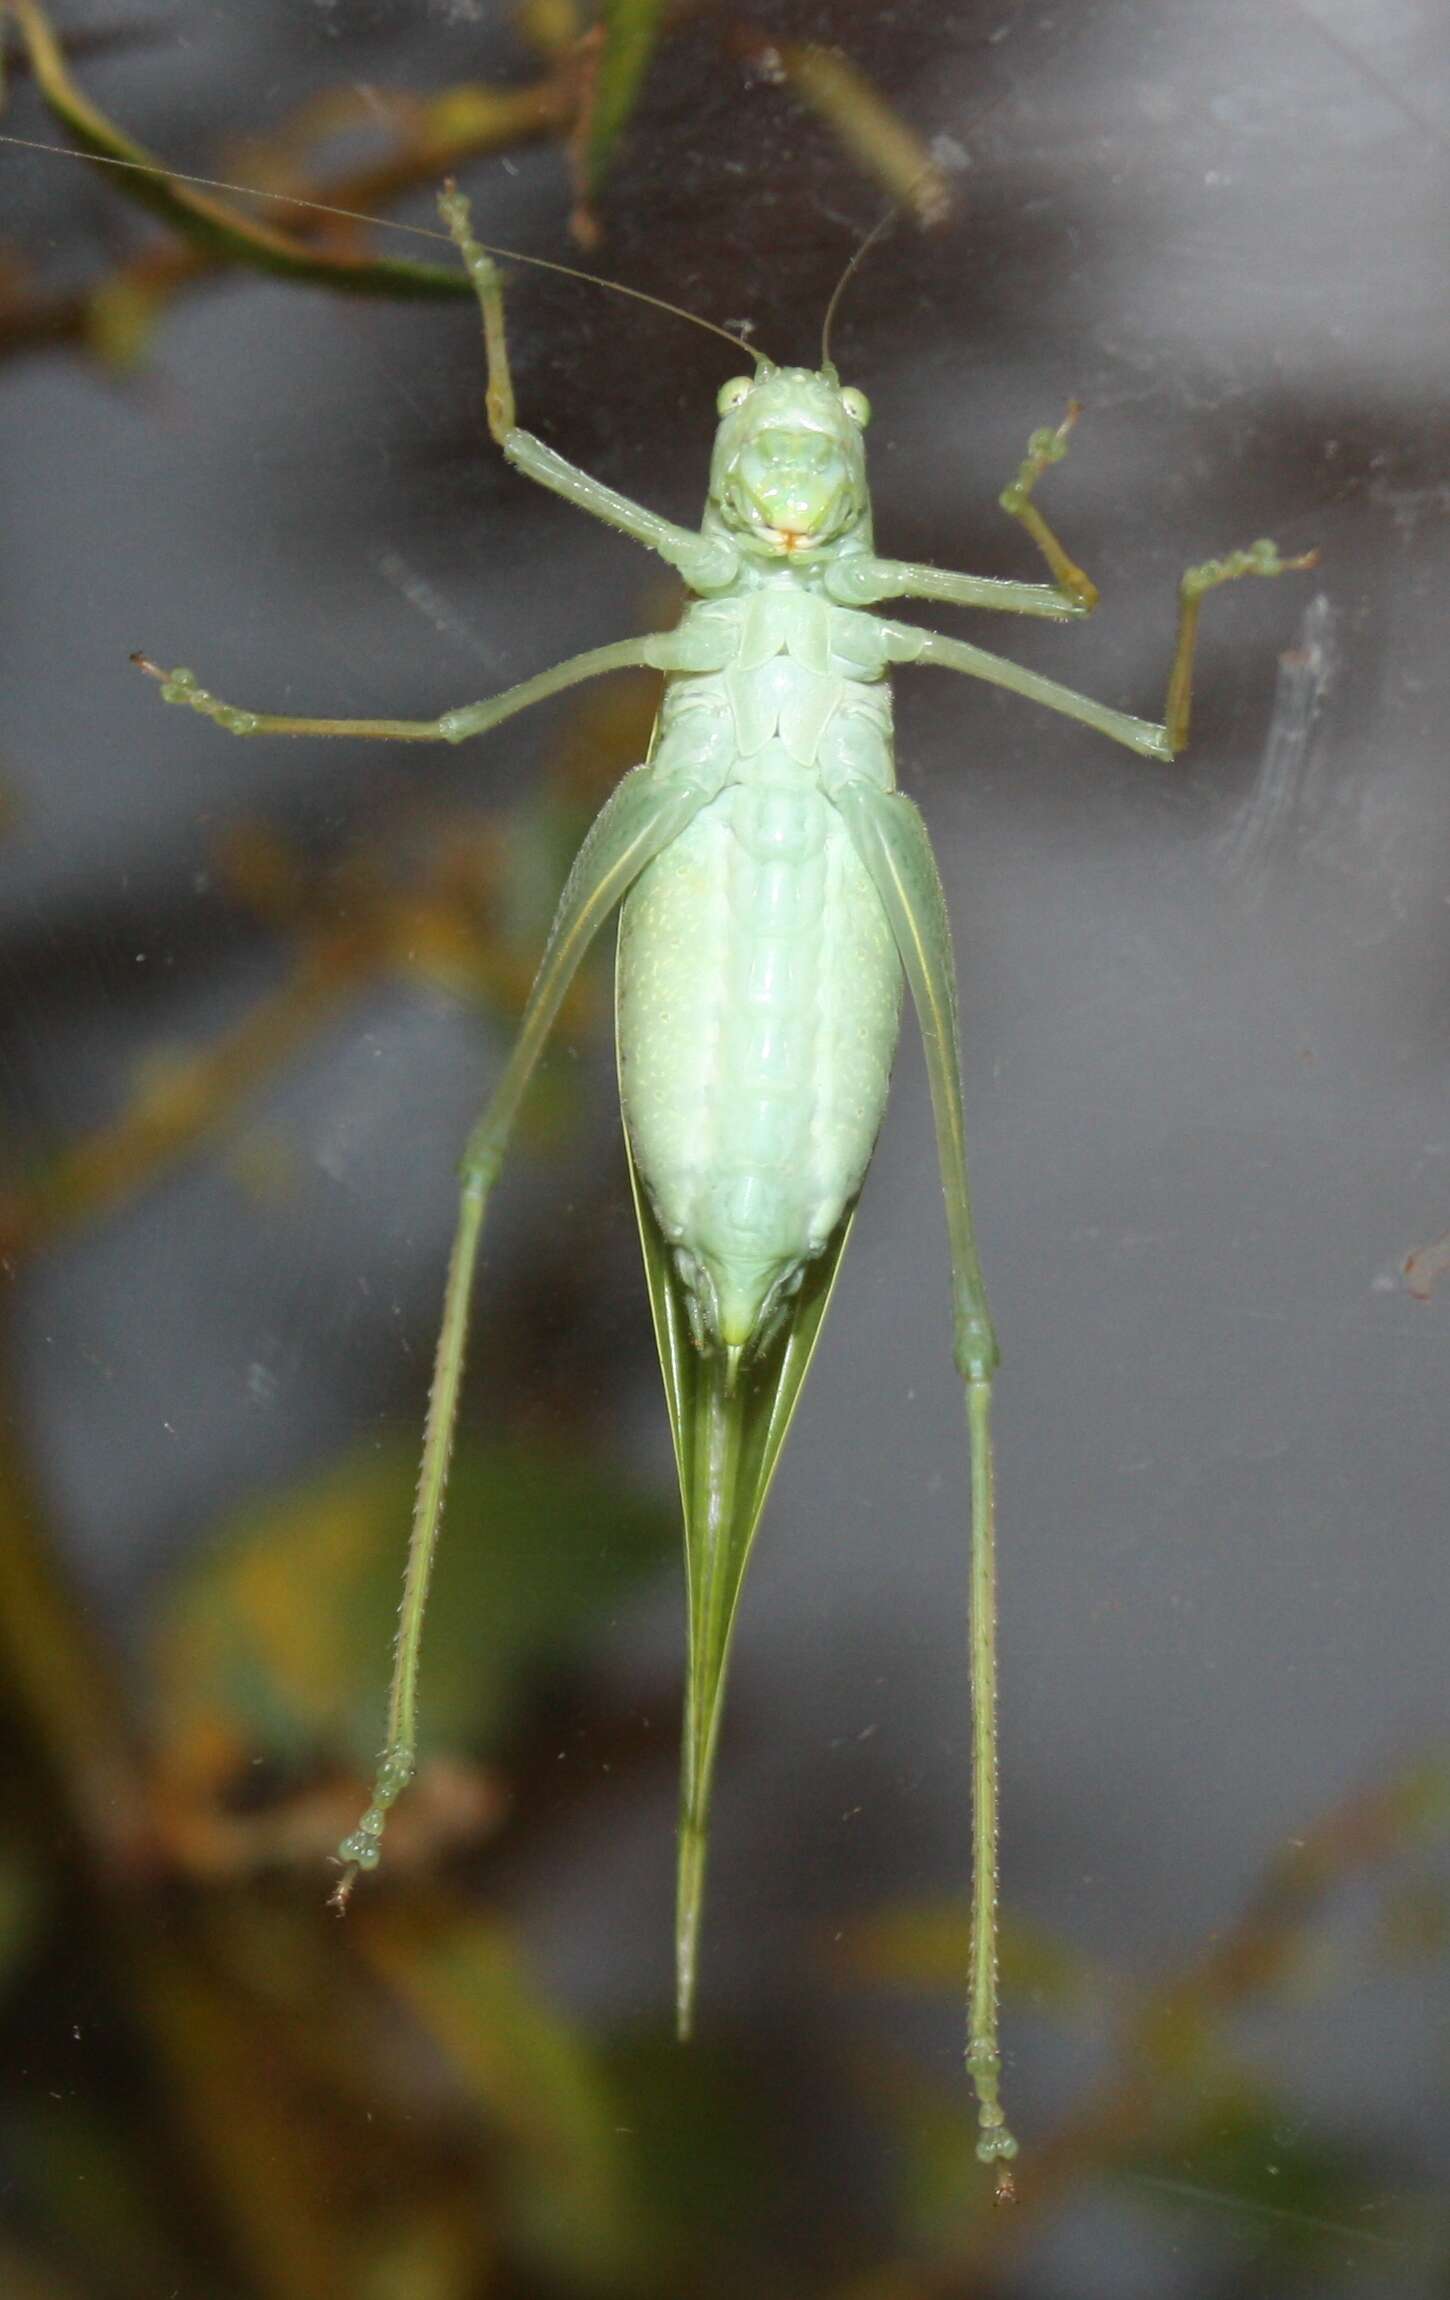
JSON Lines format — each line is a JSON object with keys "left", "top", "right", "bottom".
{"left": 885, "top": 531, "right": 1316, "bottom": 764}
{"left": 133, "top": 632, "right": 708, "bottom": 747}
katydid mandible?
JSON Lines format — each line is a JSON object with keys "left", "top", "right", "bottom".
{"left": 137, "top": 185, "right": 1313, "bottom": 2179}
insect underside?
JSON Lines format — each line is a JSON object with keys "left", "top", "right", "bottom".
{"left": 134, "top": 184, "right": 1312, "bottom": 2182}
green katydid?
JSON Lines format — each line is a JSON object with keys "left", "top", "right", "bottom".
{"left": 127, "top": 183, "right": 1314, "bottom": 2182}
{"left": 7, "top": 65, "right": 1315, "bottom": 2164}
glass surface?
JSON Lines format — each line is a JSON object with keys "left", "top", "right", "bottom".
{"left": 2, "top": 2, "right": 1446, "bottom": 2292}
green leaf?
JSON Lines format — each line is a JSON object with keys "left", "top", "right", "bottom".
{"left": 601, "top": 2033, "right": 783, "bottom": 2281}
{"left": 582, "top": 0, "right": 668, "bottom": 198}
{"left": 149, "top": 1435, "right": 676, "bottom": 1779}
{"left": 6, "top": 2093, "right": 190, "bottom": 2296}
{"left": 359, "top": 1903, "right": 630, "bottom": 2287}
{"left": 1121, "top": 2094, "right": 1425, "bottom": 2274}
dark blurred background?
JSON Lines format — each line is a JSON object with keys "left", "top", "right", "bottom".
{"left": 1, "top": 2, "right": 1447, "bottom": 2294}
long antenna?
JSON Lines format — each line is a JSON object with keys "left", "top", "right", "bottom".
{"left": 0, "top": 129, "right": 771, "bottom": 366}
{"left": 820, "top": 200, "right": 900, "bottom": 371}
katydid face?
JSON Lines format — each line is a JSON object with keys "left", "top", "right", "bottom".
{"left": 709, "top": 368, "right": 871, "bottom": 558}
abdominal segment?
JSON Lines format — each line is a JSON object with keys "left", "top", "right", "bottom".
{"left": 616, "top": 759, "right": 902, "bottom": 1352}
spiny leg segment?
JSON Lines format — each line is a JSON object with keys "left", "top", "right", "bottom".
{"left": 331, "top": 765, "right": 719, "bottom": 1909}
{"left": 833, "top": 780, "right": 1017, "bottom": 2194}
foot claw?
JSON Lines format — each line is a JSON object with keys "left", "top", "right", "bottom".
{"left": 1001, "top": 400, "right": 1084, "bottom": 511}
{"left": 1182, "top": 537, "right": 1319, "bottom": 600}
{"left": 132, "top": 660, "right": 263, "bottom": 733}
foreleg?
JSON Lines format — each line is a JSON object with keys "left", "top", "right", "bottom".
{"left": 824, "top": 403, "right": 1097, "bottom": 621}
{"left": 439, "top": 186, "right": 737, "bottom": 595}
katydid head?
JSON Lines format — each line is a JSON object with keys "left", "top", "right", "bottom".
{"left": 708, "top": 367, "right": 872, "bottom": 560}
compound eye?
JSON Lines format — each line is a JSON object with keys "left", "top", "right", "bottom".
{"left": 717, "top": 375, "right": 755, "bottom": 414}
{"left": 839, "top": 385, "right": 871, "bottom": 428}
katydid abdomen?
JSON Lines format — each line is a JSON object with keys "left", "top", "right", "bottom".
{"left": 617, "top": 722, "right": 902, "bottom": 1353}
